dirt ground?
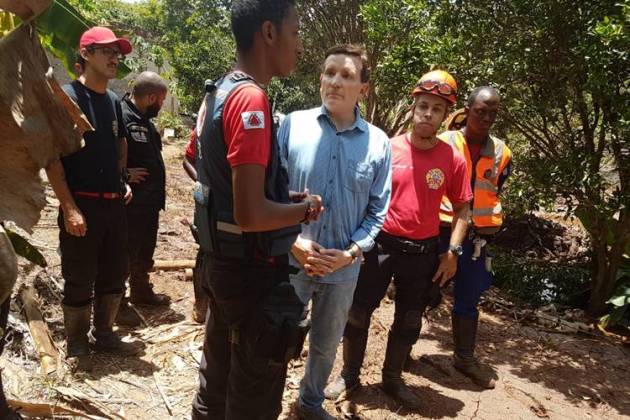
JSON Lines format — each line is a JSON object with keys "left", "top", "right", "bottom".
{"left": 3, "top": 138, "right": 630, "bottom": 419}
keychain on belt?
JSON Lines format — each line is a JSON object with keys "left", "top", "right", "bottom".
{"left": 471, "top": 236, "right": 493, "bottom": 272}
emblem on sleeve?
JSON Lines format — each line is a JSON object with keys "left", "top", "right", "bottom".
{"left": 241, "top": 111, "right": 265, "bottom": 130}
{"left": 426, "top": 168, "right": 445, "bottom": 190}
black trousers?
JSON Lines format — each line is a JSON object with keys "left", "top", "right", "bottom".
{"left": 1, "top": 297, "right": 10, "bottom": 414}
{"left": 192, "top": 254, "right": 290, "bottom": 420}
{"left": 58, "top": 196, "right": 128, "bottom": 307}
{"left": 126, "top": 206, "right": 160, "bottom": 283}
{"left": 346, "top": 234, "right": 440, "bottom": 345}
{"left": 193, "top": 249, "right": 209, "bottom": 305}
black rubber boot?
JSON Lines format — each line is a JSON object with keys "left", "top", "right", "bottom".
{"left": 62, "top": 304, "right": 92, "bottom": 372}
{"left": 89, "top": 294, "right": 141, "bottom": 356}
{"left": 452, "top": 314, "right": 496, "bottom": 389}
{"left": 324, "top": 328, "right": 367, "bottom": 400}
{"left": 129, "top": 274, "right": 170, "bottom": 306}
{"left": 381, "top": 333, "right": 422, "bottom": 409}
{"left": 115, "top": 298, "right": 142, "bottom": 327}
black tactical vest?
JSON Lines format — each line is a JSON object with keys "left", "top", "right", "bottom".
{"left": 193, "top": 72, "right": 300, "bottom": 258}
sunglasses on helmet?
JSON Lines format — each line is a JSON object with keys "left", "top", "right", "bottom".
{"left": 415, "top": 80, "right": 455, "bottom": 96}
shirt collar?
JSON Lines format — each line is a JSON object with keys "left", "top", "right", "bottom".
{"left": 122, "top": 93, "right": 145, "bottom": 120}
{"left": 461, "top": 129, "right": 496, "bottom": 157}
{"left": 480, "top": 135, "right": 496, "bottom": 157}
{"left": 318, "top": 105, "right": 368, "bottom": 133}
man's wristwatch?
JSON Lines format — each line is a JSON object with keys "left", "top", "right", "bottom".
{"left": 346, "top": 244, "right": 359, "bottom": 264}
{"left": 448, "top": 244, "right": 463, "bottom": 257}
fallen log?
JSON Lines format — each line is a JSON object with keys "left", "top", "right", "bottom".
{"left": 150, "top": 259, "right": 196, "bottom": 272}
{"left": 19, "top": 286, "right": 59, "bottom": 375}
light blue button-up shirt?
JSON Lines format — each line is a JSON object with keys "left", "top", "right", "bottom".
{"left": 278, "top": 106, "right": 392, "bottom": 284}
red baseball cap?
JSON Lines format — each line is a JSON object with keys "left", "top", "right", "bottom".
{"left": 79, "top": 26, "right": 132, "bottom": 55}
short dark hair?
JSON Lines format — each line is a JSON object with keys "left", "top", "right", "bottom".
{"left": 467, "top": 86, "right": 500, "bottom": 108}
{"left": 231, "top": 0, "right": 296, "bottom": 52}
{"left": 323, "top": 44, "right": 370, "bottom": 83}
{"left": 75, "top": 54, "right": 85, "bottom": 75}
{"left": 131, "top": 71, "right": 168, "bottom": 97}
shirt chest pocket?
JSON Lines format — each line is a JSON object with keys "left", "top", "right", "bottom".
{"left": 344, "top": 161, "right": 373, "bottom": 193}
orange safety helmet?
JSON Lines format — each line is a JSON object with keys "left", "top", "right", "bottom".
{"left": 412, "top": 70, "right": 458, "bottom": 105}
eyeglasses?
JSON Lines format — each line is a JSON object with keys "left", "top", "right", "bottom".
{"left": 87, "top": 46, "right": 125, "bottom": 61}
{"left": 415, "top": 79, "right": 455, "bottom": 96}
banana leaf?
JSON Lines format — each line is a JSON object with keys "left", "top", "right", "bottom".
{"left": 4, "top": 228, "right": 47, "bottom": 267}
{"left": 0, "top": 11, "right": 16, "bottom": 36}
{"left": 33, "top": 0, "right": 131, "bottom": 78}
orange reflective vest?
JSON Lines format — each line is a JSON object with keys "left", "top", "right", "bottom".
{"left": 438, "top": 130, "right": 512, "bottom": 230}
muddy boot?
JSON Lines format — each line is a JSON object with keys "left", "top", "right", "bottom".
{"left": 452, "top": 314, "right": 496, "bottom": 389}
{"left": 324, "top": 328, "right": 367, "bottom": 400}
{"left": 381, "top": 334, "right": 422, "bottom": 409}
{"left": 191, "top": 296, "right": 208, "bottom": 324}
{"left": 115, "top": 298, "right": 142, "bottom": 327}
{"left": 62, "top": 304, "right": 92, "bottom": 372}
{"left": 129, "top": 273, "right": 170, "bottom": 306}
{"left": 89, "top": 294, "right": 141, "bottom": 356}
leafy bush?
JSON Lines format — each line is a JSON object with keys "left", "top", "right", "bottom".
{"left": 155, "top": 111, "right": 186, "bottom": 141}
{"left": 492, "top": 252, "right": 590, "bottom": 308}
{"left": 600, "top": 258, "right": 630, "bottom": 328}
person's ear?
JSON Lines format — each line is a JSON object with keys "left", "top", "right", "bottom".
{"left": 261, "top": 20, "right": 277, "bottom": 46}
{"left": 358, "top": 82, "right": 369, "bottom": 101}
{"left": 80, "top": 47, "right": 90, "bottom": 60}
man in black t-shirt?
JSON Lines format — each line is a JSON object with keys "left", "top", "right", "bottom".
{"left": 45, "top": 27, "right": 140, "bottom": 371}
{"left": 116, "top": 72, "right": 169, "bottom": 327}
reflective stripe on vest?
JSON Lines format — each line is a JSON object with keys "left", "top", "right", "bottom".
{"left": 438, "top": 130, "right": 511, "bottom": 228}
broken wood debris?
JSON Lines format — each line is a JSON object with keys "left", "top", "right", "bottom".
{"left": 18, "top": 285, "right": 59, "bottom": 375}
{"left": 7, "top": 398, "right": 103, "bottom": 419}
{"left": 150, "top": 259, "right": 196, "bottom": 272}
{"left": 153, "top": 372, "right": 173, "bottom": 416}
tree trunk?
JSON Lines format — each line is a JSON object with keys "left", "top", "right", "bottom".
{"left": 587, "top": 210, "right": 630, "bottom": 315}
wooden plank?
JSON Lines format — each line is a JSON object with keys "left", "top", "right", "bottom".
{"left": 19, "top": 286, "right": 58, "bottom": 375}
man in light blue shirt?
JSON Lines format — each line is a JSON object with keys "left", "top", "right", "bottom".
{"left": 278, "top": 44, "right": 392, "bottom": 420}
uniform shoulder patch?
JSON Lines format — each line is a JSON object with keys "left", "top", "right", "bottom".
{"left": 241, "top": 111, "right": 265, "bottom": 130}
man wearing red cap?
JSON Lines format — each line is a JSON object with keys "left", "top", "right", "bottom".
{"left": 45, "top": 26, "right": 138, "bottom": 371}
{"left": 326, "top": 70, "right": 472, "bottom": 409}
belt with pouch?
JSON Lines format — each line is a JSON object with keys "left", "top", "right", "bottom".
{"left": 378, "top": 231, "right": 439, "bottom": 254}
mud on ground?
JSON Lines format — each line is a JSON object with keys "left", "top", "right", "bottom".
{"left": 3, "top": 139, "right": 630, "bottom": 419}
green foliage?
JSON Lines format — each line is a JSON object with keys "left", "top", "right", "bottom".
{"left": 155, "top": 110, "right": 186, "bottom": 140}
{"left": 35, "top": 0, "right": 131, "bottom": 78}
{"left": 4, "top": 228, "right": 47, "bottom": 268}
{"left": 157, "top": 0, "right": 235, "bottom": 112}
{"left": 0, "top": 11, "right": 17, "bottom": 36}
{"left": 600, "top": 259, "right": 630, "bottom": 327}
{"left": 493, "top": 253, "right": 590, "bottom": 307}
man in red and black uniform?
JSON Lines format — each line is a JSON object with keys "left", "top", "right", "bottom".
{"left": 191, "top": 1, "right": 323, "bottom": 419}
{"left": 115, "top": 72, "right": 170, "bottom": 327}
{"left": 45, "top": 27, "right": 139, "bottom": 371}
{"left": 181, "top": 128, "right": 210, "bottom": 324}
{"left": 327, "top": 70, "right": 472, "bottom": 409}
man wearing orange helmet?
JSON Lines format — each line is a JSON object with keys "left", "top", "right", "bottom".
{"left": 326, "top": 70, "right": 472, "bottom": 409}
{"left": 438, "top": 86, "right": 511, "bottom": 389}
